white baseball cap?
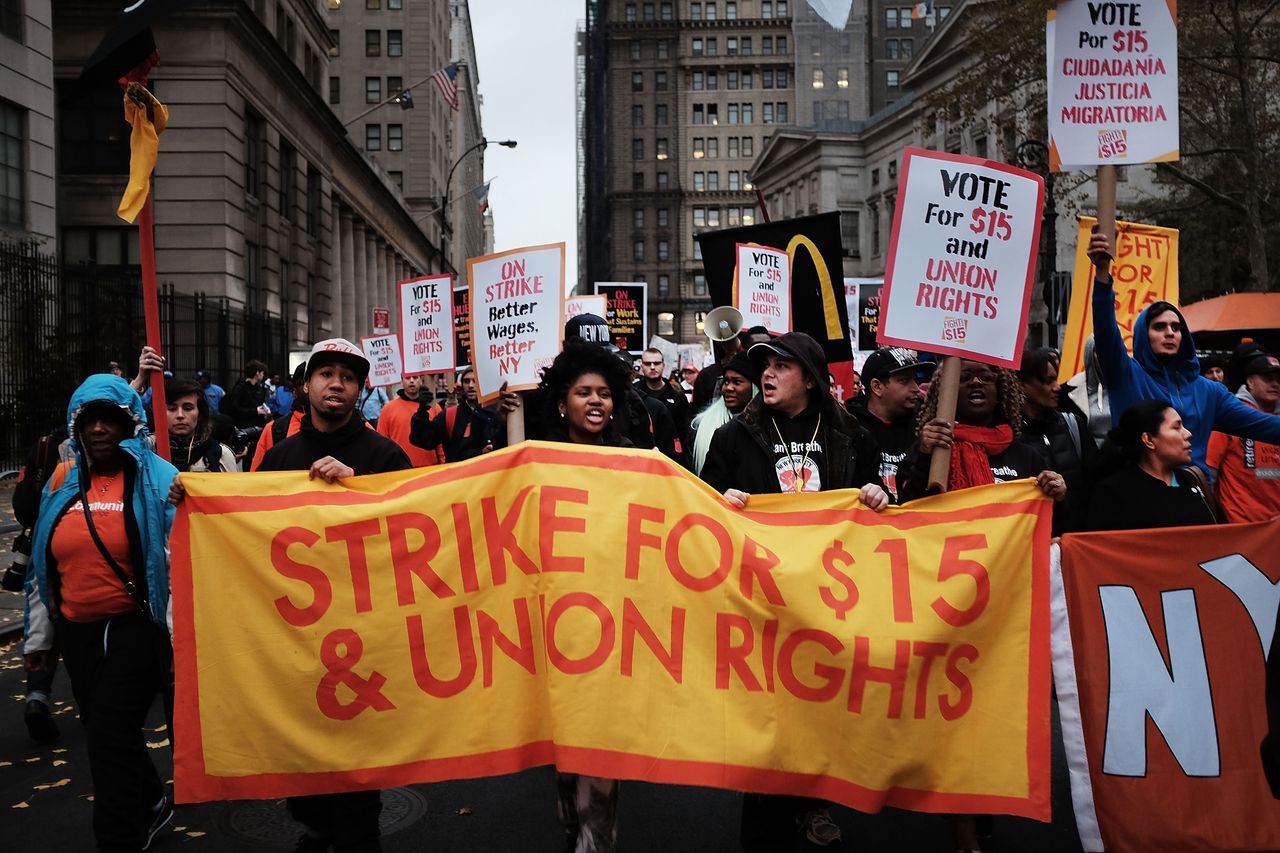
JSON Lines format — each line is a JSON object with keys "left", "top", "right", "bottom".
{"left": 305, "top": 338, "right": 370, "bottom": 384}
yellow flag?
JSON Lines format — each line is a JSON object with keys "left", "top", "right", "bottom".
{"left": 117, "top": 82, "right": 169, "bottom": 224}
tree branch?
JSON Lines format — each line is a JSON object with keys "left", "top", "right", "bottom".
{"left": 1155, "top": 163, "right": 1248, "bottom": 213}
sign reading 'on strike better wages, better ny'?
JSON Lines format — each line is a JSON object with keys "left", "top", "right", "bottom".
{"left": 467, "top": 243, "right": 565, "bottom": 404}
{"left": 878, "top": 148, "right": 1045, "bottom": 369}
{"left": 360, "top": 334, "right": 402, "bottom": 388}
{"left": 1047, "top": 0, "right": 1179, "bottom": 170}
{"left": 398, "top": 273, "right": 455, "bottom": 376}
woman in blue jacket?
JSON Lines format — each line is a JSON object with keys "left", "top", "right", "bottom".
{"left": 22, "top": 374, "right": 178, "bottom": 852}
{"left": 1089, "top": 229, "right": 1280, "bottom": 471}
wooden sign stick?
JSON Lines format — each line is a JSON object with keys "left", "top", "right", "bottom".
{"left": 927, "top": 355, "right": 960, "bottom": 492}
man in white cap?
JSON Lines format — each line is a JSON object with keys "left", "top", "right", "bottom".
{"left": 258, "top": 339, "right": 410, "bottom": 852}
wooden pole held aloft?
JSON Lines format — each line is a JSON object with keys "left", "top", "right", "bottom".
{"left": 927, "top": 356, "right": 960, "bottom": 493}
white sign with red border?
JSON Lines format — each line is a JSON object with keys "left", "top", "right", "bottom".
{"left": 734, "top": 243, "right": 791, "bottom": 336}
{"left": 878, "top": 147, "right": 1045, "bottom": 369}
{"left": 398, "top": 273, "right": 456, "bottom": 376}
{"left": 467, "top": 242, "right": 566, "bottom": 404}
{"left": 1047, "top": 0, "right": 1179, "bottom": 170}
{"left": 564, "top": 294, "right": 607, "bottom": 323}
{"left": 360, "top": 333, "right": 403, "bottom": 387}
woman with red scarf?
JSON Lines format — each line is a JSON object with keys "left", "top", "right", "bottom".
{"left": 896, "top": 358, "right": 1064, "bottom": 853}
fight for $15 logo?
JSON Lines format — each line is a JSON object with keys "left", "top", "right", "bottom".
{"left": 1098, "top": 128, "right": 1128, "bottom": 160}
{"left": 941, "top": 316, "right": 968, "bottom": 342}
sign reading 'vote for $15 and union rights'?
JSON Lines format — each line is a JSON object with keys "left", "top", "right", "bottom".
{"left": 878, "top": 148, "right": 1045, "bottom": 370}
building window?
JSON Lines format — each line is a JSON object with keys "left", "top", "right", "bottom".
{"left": 632, "top": 72, "right": 644, "bottom": 92}
{"left": 366, "top": 124, "right": 381, "bottom": 151}
{"left": 707, "top": 71, "right": 718, "bottom": 90}
{"left": 366, "top": 29, "right": 381, "bottom": 56}
{"left": 657, "top": 39, "right": 670, "bottom": 59}
{"left": 62, "top": 227, "right": 140, "bottom": 267}
{"left": 0, "top": 102, "right": 23, "bottom": 227}
{"left": 691, "top": 2, "right": 702, "bottom": 20}
{"left": 742, "top": 103, "right": 753, "bottom": 123}
{"left": 886, "top": 39, "right": 899, "bottom": 59}
{"left": 633, "top": 240, "right": 645, "bottom": 261}
{"left": 693, "top": 207, "right": 705, "bottom": 227}
{"left": 328, "top": 28, "right": 340, "bottom": 56}
{"left": 633, "top": 171, "right": 645, "bottom": 190}
{"left": 705, "top": 2, "right": 717, "bottom": 20}
{"left": 655, "top": 71, "right": 668, "bottom": 91}
{"left": 742, "top": 136, "right": 753, "bottom": 156}
{"left": 388, "top": 0, "right": 401, "bottom": 8}
{"left": 887, "top": 70, "right": 900, "bottom": 88}
{"left": 840, "top": 209, "right": 859, "bottom": 258}
{"left": 388, "top": 75, "right": 402, "bottom": 96}
{"left": 658, "top": 240, "right": 669, "bottom": 261}
{"left": 657, "top": 274, "right": 670, "bottom": 297}
{"left": 778, "top": 0, "right": 788, "bottom": 14}
{"left": 387, "top": 29, "right": 402, "bottom": 57}
{"left": 692, "top": 38, "right": 703, "bottom": 56}
{"left": 657, "top": 171, "right": 669, "bottom": 189}
{"left": 244, "top": 109, "right": 263, "bottom": 196}
{"left": 727, "top": 103, "right": 738, "bottom": 124}
{"left": 692, "top": 71, "right": 703, "bottom": 91}
{"left": 388, "top": 170, "right": 403, "bottom": 189}
{"left": 707, "top": 137, "right": 718, "bottom": 157}
{"left": 836, "top": 69, "right": 848, "bottom": 89}
{"left": 643, "top": 2, "right": 655, "bottom": 21}
{"left": 657, "top": 208, "right": 669, "bottom": 227}
{"left": 901, "top": 39, "right": 913, "bottom": 58}
{"left": 777, "top": 70, "right": 788, "bottom": 88}
{"left": 870, "top": 203, "right": 881, "bottom": 255}
{"left": 741, "top": 36, "right": 752, "bottom": 55}
{"left": 632, "top": 104, "right": 644, "bottom": 126}
{"left": 727, "top": 37, "right": 738, "bottom": 55}
{"left": 693, "top": 238, "right": 703, "bottom": 260}
{"left": 728, "top": 137, "right": 739, "bottom": 158}
{"left": 762, "top": 36, "right": 773, "bottom": 55}
{"left": 329, "top": 76, "right": 340, "bottom": 104}
{"left": 366, "top": 76, "right": 382, "bottom": 103}
{"left": 776, "top": 36, "right": 787, "bottom": 53}
{"left": 708, "top": 208, "right": 721, "bottom": 226}
{"left": 707, "top": 171, "right": 720, "bottom": 191}
{"left": 886, "top": 8, "right": 899, "bottom": 28}
{"left": 367, "top": 0, "right": 380, "bottom": 8}
{"left": 246, "top": 241, "right": 261, "bottom": 311}
{"left": 777, "top": 102, "right": 788, "bottom": 122}
{"left": 625, "top": 3, "right": 637, "bottom": 22}
{"left": 693, "top": 172, "right": 705, "bottom": 192}
{"left": 655, "top": 104, "right": 668, "bottom": 125}
{"left": 387, "top": 124, "right": 403, "bottom": 151}
{"left": 726, "top": 1, "right": 737, "bottom": 19}
{"left": 742, "top": 70, "right": 753, "bottom": 89}
{"left": 761, "top": 0, "right": 773, "bottom": 17}
{"left": 762, "top": 103, "right": 773, "bottom": 123}
{"left": 706, "top": 37, "right": 717, "bottom": 56}
{"left": 728, "top": 71, "right": 739, "bottom": 90}
{"left": 632, "top": 138, "right": 644, "bottom": 160}
{"left": 658, "top": 312, "right": 675, "bottom": 335}
{"left": 661, "top": 2, "right": 673, "bottom": 21}
{"left": 656, "top": 137, "right": 669, "bottom": 159}
{"left": 693, "top": 275, "right": 707, "bottom": 296}
{"left": 278, "top": 141, "right": 295, "bottom": 219}
{"left": 1, "top": 0, "right": 24, "bottom": 42}
{"left": 762, "top": 70, "right": 774, "bottom": 89}
{"left": 306, "top": 163, "right": 321, "bottom": 236}
{"left": 728, "top": 171, "right": 740, "bottom": 191}
{"left": 630, "top": 40, "right": 641, "bottom": 60}
{"left": 58, "top": 82, "right": 130, "bottom": 175}
{"left": 634, "top": 208, "right": 645, "bottom": 228}
{"left": 693, "top": 104, "right": 705, "bottom": 125}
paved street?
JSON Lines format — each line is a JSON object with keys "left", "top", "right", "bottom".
{"left": 0, "top": 630, "right": 1085, "bottom": 852}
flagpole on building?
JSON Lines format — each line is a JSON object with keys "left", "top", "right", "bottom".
{"left": 340, "top": 71, "right": 436, "bottom": 128}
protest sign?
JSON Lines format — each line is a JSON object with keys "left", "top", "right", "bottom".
{"left": 1047, "top": 0, "right": 1179, "bottom": 171}
{"left": 398, "top": 274, "right": 455, "bottom": 376}
{"left": 697, "top": 213, "right": 856, "bottom": 398}
{"left": 735, "top": 244, "right": 791, "bottom": 335}
{"left": 372, "top": 307, "right": 391, "bottom": 335}
{"left": 453, "top": 284, "right": 471, "bottom": 370}
{"left": 565, "top": 294, "right": 607, "bottom": 323}
{"left": 172, "top": 448, "right": 1052, "bottom": 817}
{"left": 359, "top": 333, "right": 401, "bottom": 387}
{"left": 1057, "top": 216, "right": 1178, "bottom": 382}
{"left": 879, "top": 148, "right": 1045, "bottom": 369}
{"left": 468, "top": 243, "right": 565, "bottom": 403}
{"left": 1053, "top": 520, "right": 1280, "bottom": 853}
{"left": 594, "top": 282, "right": 648, "bottom": 352}
{"left": 846, "top": 278, "right": 883, "bottom": 353}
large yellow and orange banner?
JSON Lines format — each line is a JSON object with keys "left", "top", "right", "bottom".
{"left": 171, "top": 443, "right": 1053, "bottom": 819}
{"left": 1058, "top": 216, "right": 1179, "bottom": 382}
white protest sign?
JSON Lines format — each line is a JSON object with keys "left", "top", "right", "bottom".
{"left": 565, "top": 294, "right": 607, "bottom": 323}
{"left": 734, "top": 243, "right": 791, "bottom": 335}
{"left": 467, "top": 242, "right": 566, "bottom": 404}
{"left": 1047, "top": 0, "right": 1178, "bottom": 170}
{"left": 878, "top": 148, "right": 1044, "bottom": 369}
{"left": 398, "top": 273, "right": 455, "bottom": 376}
{"left": 360, "top": 333, "right": 403, "bottom": 387}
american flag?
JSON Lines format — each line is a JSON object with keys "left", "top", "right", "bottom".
{"left": 473, "top": 180, "right": 491, "bottom": 214}
{"left": 431, "top": 63, "right": 460, "bottom": 112}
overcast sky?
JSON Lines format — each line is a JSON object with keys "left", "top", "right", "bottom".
{"left": 470, "top": 1, "right": 580, "bottom": 293}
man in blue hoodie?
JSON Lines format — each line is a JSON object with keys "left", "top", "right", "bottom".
{"left": 1089, "top": 228, "right": 1280, "bottom": 471}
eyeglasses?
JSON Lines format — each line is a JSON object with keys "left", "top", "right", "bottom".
{"left": 641, "top": 360, "right": 664, "bottom": 367}
{"left": 960, "top": 371, "right": 997, "bottom": 385}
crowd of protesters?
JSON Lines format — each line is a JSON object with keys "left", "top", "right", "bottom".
{"left": 10, "top": 227, "right": 1280, "bottom": 852}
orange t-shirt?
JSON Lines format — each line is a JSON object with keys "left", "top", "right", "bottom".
{"left": 51, "top": 473, "right": 138, "bottom": 622}
{"left": 377, "top": 396, "right": 444, "bottom": 467}
{"left": 1207, "top": 425, "right": 1280, "bottom": 523}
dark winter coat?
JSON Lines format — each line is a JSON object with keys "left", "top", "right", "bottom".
{"left": 258, "top": 412, "right": 411, "bottom": 475}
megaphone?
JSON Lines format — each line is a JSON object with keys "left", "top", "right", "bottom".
{"left": 704, "top": 305, "right": 744, "bottom": 343}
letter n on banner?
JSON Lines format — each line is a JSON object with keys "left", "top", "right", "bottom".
{"left": 1052, "top": 521, "right": 1280, "bottom": 853}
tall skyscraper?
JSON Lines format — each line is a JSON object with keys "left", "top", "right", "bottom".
{"left": 581, "top": 0, "right": 795, "bottom": 342}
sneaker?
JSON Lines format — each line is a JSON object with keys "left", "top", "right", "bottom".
{"left": 143, "top": 794, "right": 173, "bottom": 851}
{"left": 801, "top": 808, "right": 843, "bottom": 846}
{"left": 23, "top": 699, "right": 60, "bottom": 744}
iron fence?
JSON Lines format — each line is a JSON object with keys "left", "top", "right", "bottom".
{"left": 0, "top": 240, "right": 287, "bottom": 471}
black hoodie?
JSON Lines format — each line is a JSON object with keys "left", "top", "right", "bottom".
{"left": 258, "top": 412, "right": 411, "bottom": 475}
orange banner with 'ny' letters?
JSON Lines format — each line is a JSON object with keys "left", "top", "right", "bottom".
{"left": 171, "top": 443, "right": 1052, "bottom": 818}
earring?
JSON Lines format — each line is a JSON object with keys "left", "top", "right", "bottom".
{"left": 559, "top": 409, "right": 566, "bottom": 418}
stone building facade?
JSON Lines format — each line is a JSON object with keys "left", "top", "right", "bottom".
{"left": 0, "top": 0, "right": 56, "bottom": 247}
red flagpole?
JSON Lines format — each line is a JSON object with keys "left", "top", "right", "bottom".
{"left": 138, "top": 191, "right": 169, "bottom": 460}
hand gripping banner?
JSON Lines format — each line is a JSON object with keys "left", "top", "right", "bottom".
{"left": 172, "top": 443, "right": 1052, "bottom": 817}
{"left": 1053, "top": 521, "right": 1280, "bottom": 853}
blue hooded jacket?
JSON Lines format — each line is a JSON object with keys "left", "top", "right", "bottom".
{"left": 1092, "top": 281, "right": 1280, "bottom": 470}
{"left": 24, "top": 375, "right": 178, "bottom": 650}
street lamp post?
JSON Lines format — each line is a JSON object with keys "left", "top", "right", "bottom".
{"left": 1015, "top": 139, "right": 1061, "bottom": 348}
{"left": 443, "top": 138, "right": 516, "bottom": 267}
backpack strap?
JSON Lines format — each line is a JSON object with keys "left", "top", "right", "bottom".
{"left": 1061, "top": 411, "right": 1083, "bottom": 461}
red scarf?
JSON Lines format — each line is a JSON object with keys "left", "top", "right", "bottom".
{"left": 949, "top": 424, "right": 1013, "bottom": 491}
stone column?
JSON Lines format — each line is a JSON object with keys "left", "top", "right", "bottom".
{"left": 352, "top": 221, "right": 368, "bottom": 338}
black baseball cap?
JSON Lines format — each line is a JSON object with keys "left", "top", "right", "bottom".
{"left": 748, "top": 332, "right": 829, "bottom": 398}
{"left": 1244, "top": 353, "right": 1280, "bottom": 377}
{"left": 564, "top": 313, "right": 611, "bottom": 345}
{"left": 862, "top": 347, "right": 935, "bottom": 383}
